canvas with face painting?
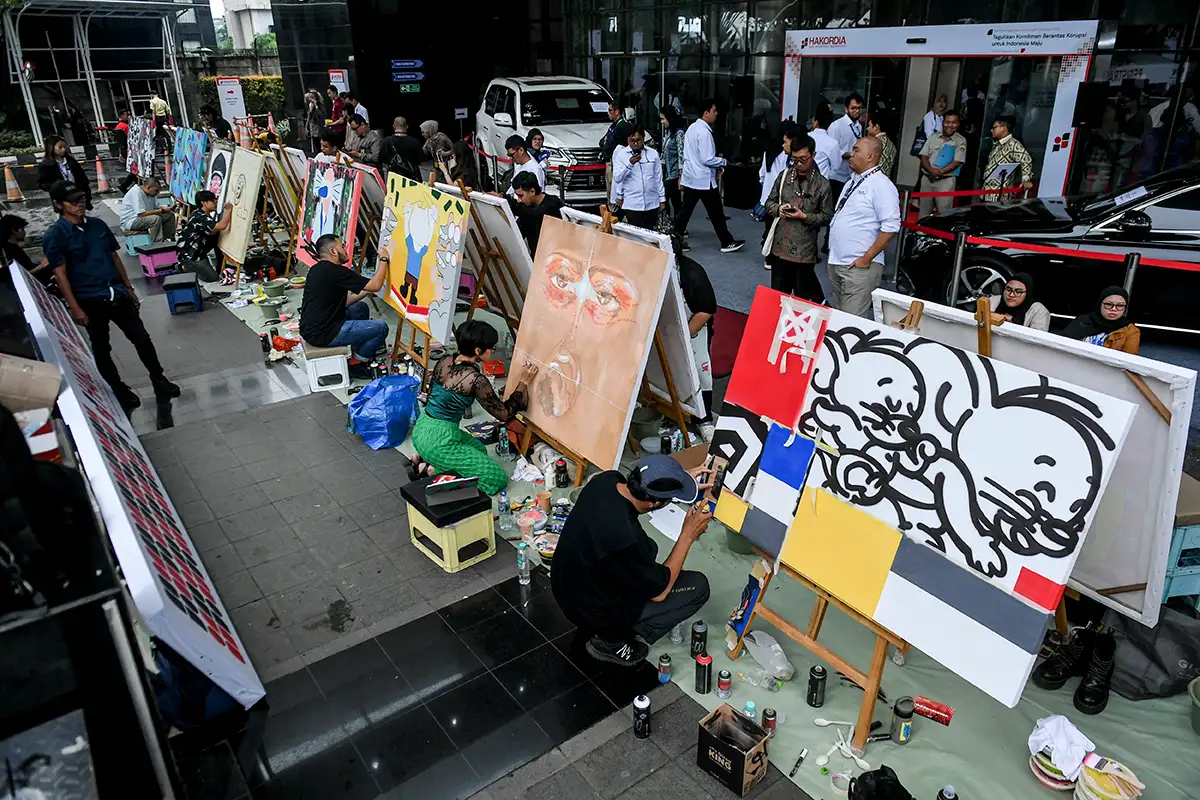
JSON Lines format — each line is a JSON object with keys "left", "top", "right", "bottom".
{"left": 505, "top": 216, "right": 671, "bottom": 471}
{"left": 206, "top": 140, "right": 236, "bottom": 209}
{"left": 218, "top": 147, "right": 265, "bottom": 265}
{"left": 295, "top": 160, "right": 363, "bottom": 268}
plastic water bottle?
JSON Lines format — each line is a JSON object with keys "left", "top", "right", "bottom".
{"left": 742, "top": 700, "right": 757, "bottom": 723}
{"left": 517, "top": 542, "right": 531, "bottom": 585}
{"left": 743, "top": 668, "right": 783, "bottom": 692}
{"left": 668, "top": 622, "right": 686, "bottom": 645}
{"left": 498, "top": 491, "right": 513, "bottom": 532}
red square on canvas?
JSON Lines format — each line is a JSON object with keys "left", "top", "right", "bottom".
{"left": 724, "top": 286, "right": 830, "bottom": 427}
{"left": 1014, "top": 566, "right": 1065, "bottom": 611}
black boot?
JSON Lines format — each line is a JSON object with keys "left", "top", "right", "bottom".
{"left": 151, "top": 377, "right": 181, "bottom": 399}
{"left": 1073, "top": 628, "right": 1115, "bottom": 715}
{"left": 1032, "top": 623, "right": 1096, "bottom": 690}
{"left": 113, "top": 384, "right": 142, "bottom": 411}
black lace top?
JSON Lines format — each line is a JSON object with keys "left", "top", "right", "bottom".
{"left": 425, "top": 355, "right": 527, "bottom": 424}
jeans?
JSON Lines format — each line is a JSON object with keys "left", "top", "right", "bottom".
{"left": 330, "top": 301, "right": 389, "bottom": 361}
{"left": 630, "top": 571, "right": 711, "bottom": 644}
{"left": 674, "top": 187, "right": 734, "bottom": 247}
{"left": 768, "top": 257, "right": 825, "bottom": 304}
{"left": 77, "top": 294, "right": 166, "bottom": 391}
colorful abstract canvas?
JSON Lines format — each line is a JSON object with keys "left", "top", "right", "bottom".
{"left": 217, "top": 147, "right": 264, "bottom": 265}
{"left": 505, "top": 216, "right": 671, "bottom": 471}
{"left": 206, "top": 140, "right": 235, "bottom": 209}
{"left": 126, "top": 118, "right": 155, "bottom": 178}
{"left": 378, "top": 174, "right": 469, "bottom": 345}
{"left": 716, "top": 286, "right": 1137, "bottom": 706}
{"left": 295, "top": 160, "right": 363, "bottom": 268}
{"left": 170, "top": 127, "right": 209, "bottom": 205}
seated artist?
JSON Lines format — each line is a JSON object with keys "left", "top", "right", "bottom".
{"left": 551, "top": 456, "right": 712, "bottom": 666}
{"left": 409, "top": 320, "right": 538, "bottom": 495}
{"left": 506, "top": 171, "right": 563, "bottom": 256}
{"left": 298, "top": 234, "right": 389, "bottom": 374}
{"left": 177, "top": 190, "right": 233, "bottom": 283}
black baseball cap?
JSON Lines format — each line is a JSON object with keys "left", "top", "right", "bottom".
{"left": 50, "top": 180, "right": 87, "bottom": 204}
{"left": 634, "top": 455, "right": 699, "bottom": 503}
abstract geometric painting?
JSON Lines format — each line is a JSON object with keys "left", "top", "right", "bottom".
{"left": 126, "top": 117, "right": 155, "bottom": 178}
{"left": 217, "top": 147, "right": 264, "bottom": 265}
{"left": 505, "top": 216, "right": 670, "bottom": 470}
{"left": 716, "top": 285, "right": 1136, "bottom": 706}
{"left": 295, "top": 160, "right": 363, "bottom": 268}
{"left": 206, "top": 140, "right": 235, "bottom": 209}
{"left": 379, "top": 173, "right": 469, "bottom": 345}
{"left": 170, "top": 127, "right": 209, "bottom": 205}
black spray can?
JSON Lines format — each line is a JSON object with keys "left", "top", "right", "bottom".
{"left": 660, "top": 434, "right": 672, "bottom": 454}
{"left": 695, "top": 653, "right": 713, "bottom": 695}
{"left": 806, "top": 665, "right": 827, "bottom": 708}
{"left": 633, "top": 694, "right": 651, "bottom": 739}
{"left": 690, "top": 621, "right": 708, "bottom": 658}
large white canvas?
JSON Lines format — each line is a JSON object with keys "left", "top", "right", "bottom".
{"left": 559, "top": 207, "right": 705, "bottom": 420}
{"left": 218, "top": 147, "right": 265, "bottom": 265}
{"left": 798, "top": 307, "right": 1137, "bottom": 599}
{"left": 874, "top": 289, "right": 1195, "bottom": 626}
{"left": 435, "top": 182, "right": 531, "bottom": 323}
{"left": 263, "top": 148, "right": 297, "bottom": 223}
{"left": 282, "top": 146, "right": 310, "bottom": 194}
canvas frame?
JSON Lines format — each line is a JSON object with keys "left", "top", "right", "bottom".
{"left": 294, "top": 160, "right": 364, "bottom": 268}
{"left": 217, "top": 147, "right": 265, "bottom": 266}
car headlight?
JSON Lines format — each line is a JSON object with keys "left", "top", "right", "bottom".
{"left": 542, "top": 146, "right": 568, "bottom": 165}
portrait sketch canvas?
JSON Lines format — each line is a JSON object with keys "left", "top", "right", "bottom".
{"left": 716, "top": 286, "right": 1136, "bottom": 706}
{"left": 295, "top": 160, "right": 363, "bottom": 268}
{"left": 217, "top": 147, "right": 264, "bottom": 265}
{"left": 170, "top": 128, "right": 209, "bottom": 205}
{"left": 506, "top": 216, "right": 670, "bottom": 471}
{"left": 206, "top": 140, "right": 236, "bottom": 209}
{"left": 379, "top": 174, "right": 470, "bottom": 345}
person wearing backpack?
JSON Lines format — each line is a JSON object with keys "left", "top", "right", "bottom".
{"left": 382, "top": 116, "right": 425, "bottom": 182}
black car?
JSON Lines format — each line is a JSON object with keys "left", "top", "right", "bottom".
{"left": 900, "top": 165, "right": 1200, "bottom": 332}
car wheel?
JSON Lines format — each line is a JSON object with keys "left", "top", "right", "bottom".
{"left": 945, "top": 257, "right": 1012, "bottom": 312}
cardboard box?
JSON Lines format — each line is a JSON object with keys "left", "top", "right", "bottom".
{"left": 696, "top": 704, "right": 771, "bottom": 796}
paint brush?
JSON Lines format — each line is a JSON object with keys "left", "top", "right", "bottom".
{"left": 789, "top": 748, "right": 808, "bottom": 778}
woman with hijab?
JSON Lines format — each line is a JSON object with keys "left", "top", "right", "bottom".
{"left": 526, "top": 129, "right": 550, "bottom": 164}
{"left": 989, "top": 272, "right": 1050, "bottom": 331}
{"left": 1062, "top": 286, "right": 1140, "bottom": 354}
{"left": 420, "top": 120, "right": 454, "bottom": 181}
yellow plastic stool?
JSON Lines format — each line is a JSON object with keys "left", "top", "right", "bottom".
{"left": 400, "top": 476, "right": 495, "bottom": 573}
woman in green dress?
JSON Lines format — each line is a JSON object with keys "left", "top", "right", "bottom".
{"left": 409, "top": 321, "right": 538, "bottom": 495}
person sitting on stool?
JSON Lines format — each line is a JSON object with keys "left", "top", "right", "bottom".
{"left": 552, "top": 455, "right": 713, "bottom": 666}
{"left": 298, "top": 234, "right": 389, "bottom": 376}
{"left": 120, "top": 177, "right": 175, "bottom": 243}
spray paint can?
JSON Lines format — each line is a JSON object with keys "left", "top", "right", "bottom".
{"left": 555, "top": 458, "right": 569, "bottom": 488}
{"left": 660, "top": 433, "right": 672, "bottom": 454}
{"left": 695, "top": 653, "right": 712, "bottom": 695}
{"left": 633, "top": 694, "right": 651, "bottom": 739}
{"left": 690, "top": 621, "right": 708, "bottom": 658}
{"left": 762, "top": 708, "right": 777, "bottom": 738}
{"left": 806, "top": 665, "right": 827, "bottom": 708}
{"left": 936, "top": 786, "right": 957, "bottom": 800}
{"left": 657, "top": 654, "right": 672, "bottom": 685}
{"left": 890, "top": 696, "right": 914, "bottom": 745}
{"left": 259, "top": 333, "right": 270, "bottom": 354}
{"left": 716, "top": 670, "right": 733, "bottom": 699}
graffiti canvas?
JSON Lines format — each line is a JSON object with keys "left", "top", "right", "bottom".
{"left": 294, "top": 160, "right": 363, "bottom": 268}
{"left": 170, "top": 127, "right": 209, "bottom": 205}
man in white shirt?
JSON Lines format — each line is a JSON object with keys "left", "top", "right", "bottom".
{"left": 827, "top": 137, "right": 900, "bottom": 319}
{"left": 505, "top": 135, "right": 547, "bottom": 198}
{"left": 120, "top": 177, "right": 174, "bottom": 242}
{"left": 923, "top": 94, "right": 948, "bottom": 139}
{"left": 612, "top": 128, "right": 665, "bottom": 230}
{"left": 809, "top": 106, "right": 846, "bottom": 255}
{"left": 674, "top": 99, "right": 745, "bottom": 253}
{"left": 826, "top": 92, "right": 864, "bottom": 185}
{"left": 345, "top": 93, "right": 369, "bottom": 124}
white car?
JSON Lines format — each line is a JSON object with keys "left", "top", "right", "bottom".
{"left": 475, "top": 76, "right": 615, "bottom": 205}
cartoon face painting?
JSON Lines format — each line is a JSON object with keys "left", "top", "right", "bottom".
{"left": 314, "top": 166, "right": 345, "bottom": 238}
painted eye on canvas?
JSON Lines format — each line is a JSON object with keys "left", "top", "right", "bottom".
{"left": 544, "top": 252, "right": 581, "bottom": 307}
{"left": 585, "top": 266, "right": 637, "bottom": 324}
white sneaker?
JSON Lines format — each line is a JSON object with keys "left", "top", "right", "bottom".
{"left": 763, "top": 260, "right": 771, "bottom": 270}
{"left": 699, "top": 422, "right": 716, "bottom": 443}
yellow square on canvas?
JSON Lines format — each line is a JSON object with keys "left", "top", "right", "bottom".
{"left": 780, "top": 488, "right": 902, "bottom": 618}
{"left": 715, "top": 489, "right": 749, "bottom": 532}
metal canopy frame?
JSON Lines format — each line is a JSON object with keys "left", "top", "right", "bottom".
{"left": 3, "top": 0, "right": 190, "bottom": 148}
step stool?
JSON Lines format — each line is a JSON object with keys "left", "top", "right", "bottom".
{"left": 1166, "top": 472, "right": 1200, "bottom": 609}
{"left": 134, "top": 241, "right": 178, "bottom": 278}
{"left": 163, "top": 272, "right": 203, "bottom": 314}
{"left": 400, "top": 476, "right": 494, "bottom": 573}
{"left": 301, "top": 340, "right": 351, "bottom": 393}
{"left": 123, "top": 230, "right": 152, "bottom": 256}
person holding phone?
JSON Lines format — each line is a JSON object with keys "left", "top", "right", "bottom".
{"left": 763, "top": 134, "right": 832, "bottom": 304}
{"left": 612, "top": 127, "right": 665, "bottom": 230}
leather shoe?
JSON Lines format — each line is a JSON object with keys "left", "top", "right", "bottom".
{"left": 1032, "top": 623, "right": 1096, "bottom": 691}
{"left": 1073, "top": 628, "right": 1115, "bottom": 715}
{"left": 152, "top": 378, "right": 181, "bottom": 399}
{"left": 113, "top": 384, "right": 142, "bottom": 411}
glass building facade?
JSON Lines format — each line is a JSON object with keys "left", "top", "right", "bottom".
{"left": 561, "top": 0, "right": 1200, "bottom": 202}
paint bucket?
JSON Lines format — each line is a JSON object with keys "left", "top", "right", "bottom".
{"left": 639, "top": 436, "right": 663, "bottom": 455}
{"left": 630, "top": 407, "right": 665, "bottom": 441}
{"left": 262, "top": 278, "right": 290, "bottom": 297}
{"left": 1189, "top": 676, "right": 1200, "bottom": 736}
{"left": 256, "top": 296, "right": 287, "bottom": 320}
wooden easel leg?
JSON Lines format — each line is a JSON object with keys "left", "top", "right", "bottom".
{"left": 852, "top": 636, "right": 890, "bottom": 751}
{"left": 652, "top": 331, "right": 691, "bottom": 447}
{"left": 807, "top": 596, "right": 829, "bottom": 640}
{"left": 1055, "top": 598, "right": 1069, "bottom": 636}
{"left": 727, "top": 565, "right": 776, "bottom": 660}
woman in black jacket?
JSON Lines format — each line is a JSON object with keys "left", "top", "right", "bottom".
{"left": 36, "top": 135, "right": 91, "bottom": 209}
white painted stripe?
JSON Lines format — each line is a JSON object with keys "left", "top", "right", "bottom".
{"left": 750, "top": 469, "right": 801, "bottom": 527}
{"left": 873, "top": 573, "right": 1041, "bottom": 707}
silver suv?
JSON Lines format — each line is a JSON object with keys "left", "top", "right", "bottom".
{"left": 475, "top": 76, "right": 615, "bottom": 205}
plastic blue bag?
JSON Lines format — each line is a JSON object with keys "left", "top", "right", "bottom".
{"left": 346, "top": 374, "right": 420, "bottom": 450}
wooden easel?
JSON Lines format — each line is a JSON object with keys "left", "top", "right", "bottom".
{"left": 256, "top": 147, "right": 300, "bottom": 277}
{"left": 514, "top": 412, "right": 590, "bottom": 488}
{"left": 728, "top": 548, "right": 910, "bottom": 752}
{"left": 454, "top": 179, "right": 524, "bottom": 340}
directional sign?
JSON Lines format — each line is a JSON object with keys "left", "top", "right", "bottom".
{"left": 390, "top": 59, "right": 424, "bottom": 70}
{"left": 454, "top": 107, "right": 469, "bottom": 120}
{"left": 396, "top": 84, "right": 421, "bottom": 94}
{"left": 391, "top": 72, "right": 425, "bottom": 82}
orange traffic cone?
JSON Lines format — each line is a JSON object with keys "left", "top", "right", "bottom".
{"left": 4, "top": 163, "right": 23, "bottom": 201}
{"left": 94, "top": 155, "right": 111, "bottom": 192}
{"left": 267, "top": 112, "right": 277, "bottom": 134}
{"left": 238, "top": 120, "right": 252, "bottom": 149}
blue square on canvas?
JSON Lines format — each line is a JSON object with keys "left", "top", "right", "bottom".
{"left": 758, "top": 424, "right": 816, "bottom": 491}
